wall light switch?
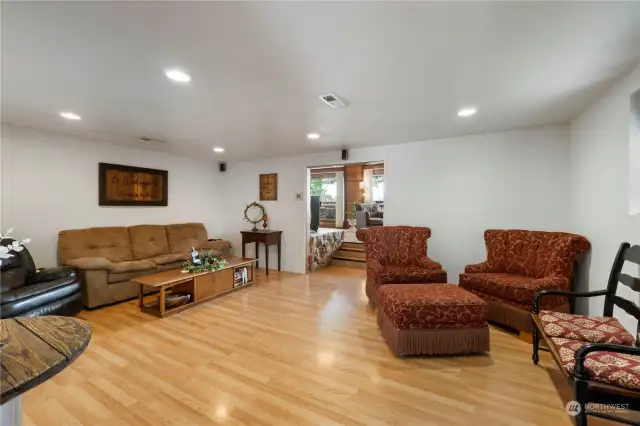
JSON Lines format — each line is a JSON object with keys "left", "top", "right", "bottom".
{"left": 296, "top": 193, "right": 303, "bottom": 200}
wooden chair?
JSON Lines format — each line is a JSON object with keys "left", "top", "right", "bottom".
{"left": 532, "top": 243, "right": 640, "bottom": 426}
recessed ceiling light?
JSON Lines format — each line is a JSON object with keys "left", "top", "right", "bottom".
{"left": 457, "top": 107, "right": 477, "bottom": 117}
{"left": 59, "top": 111, "right": 81, "bottom": 120}
{"left": 307, "top": 133, "right": 320, "bottom": 140}
{"left": 165, "top": 69, "right": 191, "bottom": 83}
{"left": 212, "top": 147, "right": 225, "bottom": 153}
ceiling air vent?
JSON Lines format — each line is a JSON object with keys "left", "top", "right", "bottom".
{"left": 139, "top": 136, "right": 168, "bottom": 145}
{"left": 318, "top": 93, "right": 348, "bottom": 108}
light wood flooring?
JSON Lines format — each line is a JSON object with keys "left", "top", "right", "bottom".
{"left": 22, "top": 266, "right": 625, "bottom": 425}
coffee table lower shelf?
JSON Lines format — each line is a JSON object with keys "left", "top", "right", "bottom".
{"left": 134, "top": 258, "right": 256, "bottom": 318}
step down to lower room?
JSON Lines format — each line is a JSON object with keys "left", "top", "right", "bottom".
{"left": 332, "top": 242, "right": 366, "bottom": 268}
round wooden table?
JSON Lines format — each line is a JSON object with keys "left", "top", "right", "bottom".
{"left": 0, "top": 316, "right": 91, "bottom": 425}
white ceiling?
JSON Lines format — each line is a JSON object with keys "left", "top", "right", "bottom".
{"left": 3, "top": 1, "right": 640, "bottom": 161}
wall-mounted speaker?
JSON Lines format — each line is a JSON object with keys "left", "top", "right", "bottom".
{"left": 341, "top": 149, "right": 348, "bottom": 160}
{"left": 219, "top": 162, "right": 226, "bottom": 172}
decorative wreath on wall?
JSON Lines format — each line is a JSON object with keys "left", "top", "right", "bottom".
{"left": 243, "top": 201, "right": 267, "bottom": 231}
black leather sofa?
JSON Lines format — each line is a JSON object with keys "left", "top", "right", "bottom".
{"left": 0, "top": 238, "right": 83, "bottom": 318}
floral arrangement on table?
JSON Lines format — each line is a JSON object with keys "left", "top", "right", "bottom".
{"left": 182, "top": 249, "right": 228, "bottom": 273}
{"left": 0, "top": 228, "right": 31, "bottom": 265}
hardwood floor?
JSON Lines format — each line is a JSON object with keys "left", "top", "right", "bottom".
{"left": 23, "top": 266, "right": 624, "bottom": 425}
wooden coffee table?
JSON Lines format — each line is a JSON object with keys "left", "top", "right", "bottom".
{"left": 133, "top": 257, "right": 257, "bottom": 318}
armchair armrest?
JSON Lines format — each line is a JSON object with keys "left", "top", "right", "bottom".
{"left": 532, "top": 289, "right": 608, "bottom": 314}
{"left": 27, "top": 266, "right": 76, "bottom": 284}
{"left": 464, "top": 261, "right": 498, "bottom": 273}
{"left": 415, "top": 256, "right": 442, "bottom": 270}
{"left": 574, "top": 343, "right": 640, "bottom": 379}
{"left": 65, "top": 257, "right": 112, "bottom": 270}
{"left": 367, "top": 259, "right": 384, "bottom": 271}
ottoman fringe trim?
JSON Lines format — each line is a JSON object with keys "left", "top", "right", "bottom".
{"left": 378, "top": 309, "right": 490, "bottom": 356}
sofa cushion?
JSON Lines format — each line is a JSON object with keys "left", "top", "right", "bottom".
{"left": 459, "top": 272, "right": 566, "bottom": 305}
{"left": 108, "top": 259, "right": 156, "bottom": 274}
{"left": 552, "top": 337, "right": 640, "bottom": 390}
{"left": 65, "top": 257, "right": 112, "bottom": 270}
{"left": 540, "top": 311, "right": 635, "bottom": 346}
{"left": 379, "top": 284, "right": 488, "bottom": 329}
{"left": 166, "top": 223, "right": 208, "bottom": 254}
{"left": 58, "top": 227, "right": 133, "bottom": 263}
{"left": 108, "top": 270, "right": 155, "bottom": 284}
{"left": 153, "top": 253, "right": 190, "bottom": 265}
{"left": 128, "top": 225, "right": 170, "bottom": 260}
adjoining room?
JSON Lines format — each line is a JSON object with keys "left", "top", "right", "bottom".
{"left": 307, "top": 161, "right": 384, "bottom": 271}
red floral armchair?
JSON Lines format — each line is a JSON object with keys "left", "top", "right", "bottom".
{"left": 459, "top": 229, "right": 590, "bottom": 332}
{"left": 356, "top": 226, "right": 447, "bottom": 305}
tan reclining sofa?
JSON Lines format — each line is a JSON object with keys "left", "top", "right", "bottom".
{"left": 58, "top": 223, "right": 232, "bottom": 308}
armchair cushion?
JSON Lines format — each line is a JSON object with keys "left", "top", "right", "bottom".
{"left": 27, "top": 266, "right": 76, "bottom": 284}
{"left": 465, "top": 261, "right": 499, "bottom": 274}
{"left": 552, "top": 337, "right": 640, "bottom": 390}
{"left": 415, "top": 256, "right": 442, "bottom": 270}
{"left": 65, "top": 257, "right": 112, "bottom": 270}
{"left": 381, "top": 265, "right": 447, "bottom": 284}
{"left": 539, "top": 311, "right": 635, "bottom": 346}
{"left": 108, "top": 259, "right": 156, "bottom": 274}
{"left": 459, "top": 273, "right": 569, "bottom": 306}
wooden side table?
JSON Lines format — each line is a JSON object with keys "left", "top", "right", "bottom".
{"left": 241, "top": 230, "right": 282, "bottom": 275}
{"left": 0, "top": 316, "right": 91, "bottom": 425}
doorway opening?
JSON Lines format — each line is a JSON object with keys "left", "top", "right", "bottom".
{"left": 307, "top": 161, "right": 384, "bottom": 271}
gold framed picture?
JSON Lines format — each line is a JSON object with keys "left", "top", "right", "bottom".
{"left": 259, "top": 173, "right": 278, "bottom": 201}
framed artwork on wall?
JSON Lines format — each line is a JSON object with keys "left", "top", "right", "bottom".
{"left": 98, "top": 162, "right": 168, "bottom": 206}
{"left": 259, "top": 173, "right": 278, "bottom": 201}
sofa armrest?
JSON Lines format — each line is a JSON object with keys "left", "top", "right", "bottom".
{"left": 1, "top": 276, "right": 78, "bottom": 305}
{"left": 415, "top": 256, "right": 442, "bottom": 270}
{"left": 27, "top": 266, "right": 76, "bottom": 284}
{"left": 464, "top": 261, "right": 497, "bottom": 273}
{"left": 65, "top": 257, "right": 112, "bottom": 270}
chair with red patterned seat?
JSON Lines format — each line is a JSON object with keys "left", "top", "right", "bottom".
{"left": 532, "top": 242, "right": 640, "bottom": 426}
{"left": 356, "top": 226, "right": 447, "bottom": 306}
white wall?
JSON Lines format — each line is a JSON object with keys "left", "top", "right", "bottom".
{"left": 570, "top": 63, "right": 640, "bottom": 332}
{"left": 1, "top": 125, "right": 222, "bottom": 267}
{"left": 630, "top": 89, "right": 640, "bottom": 215}
{"left": 219, "top": 125, "right": 572, "bottom": 277}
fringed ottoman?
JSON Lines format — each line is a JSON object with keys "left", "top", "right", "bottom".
{"left": 378, "top": 283, "right": 490, "bottom": 357}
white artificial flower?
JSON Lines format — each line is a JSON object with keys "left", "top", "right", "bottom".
{"left": 0, "top": 246, "right": 13, "bottom": 259}
{"left": 0, "top": 229, "right": 30, "bottom": 264}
